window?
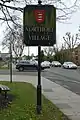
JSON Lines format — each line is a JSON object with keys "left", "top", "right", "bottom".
{"left": 75, "top": 50, "right": 78, "bottom": 55}
{"left": 75, "top": 55, "right": 78, "bottom": 60}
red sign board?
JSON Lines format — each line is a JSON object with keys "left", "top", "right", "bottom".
{"left": 34, "top": 10, "right": 45, "bottom": 23}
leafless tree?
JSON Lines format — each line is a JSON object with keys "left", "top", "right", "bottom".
{"left": 63, "top": 32, "right": 80, "bottom": 61}
{"left": 63, "top": 32, "right": 79, "bottom": 50}
{"left": 43, "top": 44, "right": 59, "bottom": 56}
{"left": 0, "top": 0, "right": 80, "bottom": 25}
{"left": 0, "top": 0, "right": 79, "bottom": 39}
{"left": 43, "top": 47, "right": 54, "bottom": 56}
{"left": 2, "top": 23, "right": 24, "bottom": 59}
{"left": 0, "top": 0, "right": 80, "bottom": 59}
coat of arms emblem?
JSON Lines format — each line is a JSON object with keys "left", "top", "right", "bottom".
{"left": 34, "top": 10, "right": 45, "bottom": 23}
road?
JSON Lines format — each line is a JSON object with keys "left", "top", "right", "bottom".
{"left": 42, "top": 67, "right": 80, "bottom": 95}
{"left": 1, "top": 67, "right": 80, "bottom": 95}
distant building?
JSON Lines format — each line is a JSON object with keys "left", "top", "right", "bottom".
{"left": 72, "top": 45, "right": 80, "bottom": 65}
{"left": 0, "top": 52, "right": 10, "bottom": 61}
{"left": 56, "top": 45, "right": 80, "bottom": 65}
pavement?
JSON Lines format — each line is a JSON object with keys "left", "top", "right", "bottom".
{"left": 0, "top": 75, "right": 80, "bottom": 120}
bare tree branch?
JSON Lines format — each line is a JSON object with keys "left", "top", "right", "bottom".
{"left": 0, "top": 0, "right": 80, "bottom": 50}
{"left": 0, "top": 0, "right": 79, "bottom": 24}
{"left": 2, "top": 23, "right": 24, "bottom": 58}
{"left": 1, "top": 0, "right": 13, "bottom": 3}
{"left": 0, "top": 2, "right": 23, "bottom": 12}
{"left": 63, "top": 32, "right": 80, "bottom": 50}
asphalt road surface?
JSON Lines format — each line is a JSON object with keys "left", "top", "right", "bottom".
{"left": 1, "top": 67, "right": 80, "bottom": 95}
{"left": 42, "top": 67, "right": 80, "bottom": 95}
{"left": 0, "top": 69, "right": 38, "bottom": 76}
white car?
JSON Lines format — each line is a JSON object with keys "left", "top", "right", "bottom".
{"left": 30, "top": 59, "right": 38, "bottom": 65}
{"left": 41, "top": 61, "right": 50, "bottom": 68}
{"left": 30, "top": 60, "right": 51, "bottom": 69}
{"left": 51, "top": 61, "right": 61, "bottom": 67}
{"left": 62, "top": 62, "right": 77, "bottom": 69}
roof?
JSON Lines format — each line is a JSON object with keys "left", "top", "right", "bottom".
{"left": 0, "top": 53, "right": 10, "bottom": 58}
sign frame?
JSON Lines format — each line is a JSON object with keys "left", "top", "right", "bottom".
{"left": 23, "top": 5, "right": 56, "bottom": 46}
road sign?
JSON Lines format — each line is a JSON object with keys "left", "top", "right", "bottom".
{"left": 23, "top": 5, "right": 56, "bottom": 46}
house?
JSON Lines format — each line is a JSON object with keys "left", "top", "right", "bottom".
{"left": 72, "top": 45, "right": 80, "bottom": 65}
{"left": 0, "top": 52, "right": 10, "bottom": 61}
{"left": 55, "top": 45, "right": 80, "bottom": 65}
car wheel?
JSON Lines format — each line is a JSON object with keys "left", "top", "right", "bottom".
{"left": 63, "top": 66, "right": 65, "bottom": 69}
{"left": 41, "top": 67, "right": 45, "bottom": 70}
{"left": 67, "top": 66, "right": 69, "bottom": 69}
{"left": 19, "top": 67, "right": 24, "bottom": 71}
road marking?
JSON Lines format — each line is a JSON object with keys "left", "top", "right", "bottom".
{"left": 63, "top": 85, "right": 70, "bottom": 89}
{"left": 72, "top": 80, "right": 80, "bottom": 84}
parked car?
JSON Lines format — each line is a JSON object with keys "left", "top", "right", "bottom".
{"left": 16, "top": 60, "right": 46, "bottom": 71}
{"left": 41, "top": 61, "right": 51, "bottom": 68}
{"left": 30, "top": 59, "right": 38, "bottom": 65}
{"left": 51, "top": 61, "right": 61, "bottom": 67}
{"left": 62, "top": 62, "right": 77, "bottom": 69}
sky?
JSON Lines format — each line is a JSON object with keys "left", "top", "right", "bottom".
{"left": 0, "top": 0, "right": 80, "bottom": 56}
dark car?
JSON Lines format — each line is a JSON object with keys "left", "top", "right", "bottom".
{"left": 16, "top": 60, "right": 45, "bottom": 71}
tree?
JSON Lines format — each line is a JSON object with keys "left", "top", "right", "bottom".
{"left": 43, "top": 47, "right": 54, "bottom": 56}
{"left": 0, "top": 0, "right": 79, "bottom": 25}
{"left": 63, "top": 32, "right": 79, "bottom": 50}
{"left": 1, "top": 0, "right": 80, "bottom": 61}
{"left": 2, "top": 23, "right": 24, "bottom": 59}
{"left": 31, "top": 53, "right": 34, "bottom": 58}
{"left": 43, "top": 44, "right": 59, "bottom": 56}
{"left": 59, "top": 32, "right": 80, "bottom": 62}
{"left": 40, "top": 50, "right": 45, "bottom": 62}
{"left": 43, "top": 46, "right": 56, "bottom": 61}
{"left": 0, "top": 0, "right": 79, "bottom": 39}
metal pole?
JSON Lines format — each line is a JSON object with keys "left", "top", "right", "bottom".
{"left": 10, "top": 42, "right": 12, "bottom": 83}
{"left": 36, "top": 0, "right": 42, "bottom": 114}
{"left": 37, "top": 45, "right": 42, "bottom": 114}
{"left": 28, "top": 46, "right": 29, "bottom": 59}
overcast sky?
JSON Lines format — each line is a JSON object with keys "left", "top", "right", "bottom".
{"left": 0, "top": 0, "right": 80, "bottom": 56}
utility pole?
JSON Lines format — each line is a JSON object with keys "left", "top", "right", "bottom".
{"left": 28, "top": 46, "right": 29, "bottom": 59}
{"left": 9, "top": 42, "right": 12, "bottom": 83}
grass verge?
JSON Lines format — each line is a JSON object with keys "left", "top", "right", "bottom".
{"left": 0, "top": 81, "right": 70, "bottom": 120}
{"left": 0, "top": 67, "right": 9, "bottom": 69}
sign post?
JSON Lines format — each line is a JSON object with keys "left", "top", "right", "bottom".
{"left": 37, "top": 45, "right": 41, "bottom": 113}
{"left": 9, "top": 42, "right": 12, "bottom": 83}
{"left": 37, "top": 0, "right": 42, "bottom": 114}
{"left": 23, "top": 0, "right": 56, "bottom": 114}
